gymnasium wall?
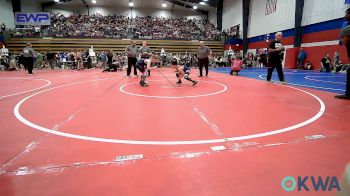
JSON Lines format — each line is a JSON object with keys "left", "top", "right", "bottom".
{"left": 288, "top": 0, "right": 349, "bottom": 69}
{"left": 45, "top": 5, "right": 206, "bottom": 19}
{"left": 246, "top": 0, "right": 350, "bottom": 69}
{"left": 222, "top": 0, "right": 242, "bottom": 31}
{"left": 248, "top": 0, "right": 295, "bottom": 38}
{"left": 0, "top": 0, "right": 15, "bottom": 28}
{"left": 302, "top": 0, "right": 348, "bottom": 26}
{"left": 209, "top": 8, "right": 218, "bottom": 28}
{"left": 20, "top": 0, "right": 42, "bottom": 13}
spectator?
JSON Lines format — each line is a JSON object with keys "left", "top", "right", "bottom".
{"left": 0, "top": 23, "right": 5, "bottom": 31}
{"left": 303, "top": 61, "right": 313, "bottom": 70}
{"left": 297, "top": 48, "right": 307, "bottom": 69}
{"left": 99, "top": 51, "right": 108, "bottom": 69}
{"left": 0, "top": 55, "right": 9, "bottom": 71}
{"left": 34, "top": 51, "right": 44, "bottom": 69}
{"left": 9, "top": 57, "right": 17, "bottom": 71}
{"left": 76, "top": 50, "right": 83, "bottom": 70}
{"left": 320, "top": 53, "right": 332, "bottom": 72}
{"left": 47, "top": 51, "right": 57, "bottom": 69}
{"left": 244, "top": 52, "right": 254, "bottom": 68}
{"left": 0, "top": 23, "right": 6, "bottom": 35}
{"left": 258, "top": 49, "right": 268, "bottom": 67}
{"left": 107, "top": 50, "right": 113, "bottom": 68}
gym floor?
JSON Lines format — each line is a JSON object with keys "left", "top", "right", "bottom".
{"left": 0, "top": 68, "right": 349, "bottom": 195}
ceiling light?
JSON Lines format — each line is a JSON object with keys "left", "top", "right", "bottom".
{"left": 162, "top": 3, "right": 167, "bottom": 7}
{"left": 54, "top": 0, "right": 59, "bottom": 2}
{"left": 129, "top": 2, "right": 134, "bottom": 6}
{"left": 193, "top": 6, "right": 197, "bottom": 9}
{"left": 92, "top": 0, "right": 96, "bottom": 3}
{"left": 199, "top": 2, "right": 205, "bottom": 5}
{"left": 203, "top": 0, "right": 208, "bottom": 1}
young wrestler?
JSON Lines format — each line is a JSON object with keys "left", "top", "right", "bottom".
{"left": 136, "top": 53, "right": 158, "bottom": 87}
{"left": 171, "top": 59, "right": 198, "bottom": 86}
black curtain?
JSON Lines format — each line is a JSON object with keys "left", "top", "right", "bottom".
{"left": 243, "top": 0, "right": 250, "bottom": 54}
{"left": 294, "top": 0, "right": 305, "bottom": 47}
{"left": 217, "top": 0, "right": 223, "bottom": 31}
{"left": 11, "top": 0, "right": 21, "bottom": 13}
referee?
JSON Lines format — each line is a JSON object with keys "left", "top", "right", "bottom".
{"left": 125, "top": 40, "right": 138, "bottom": 77}
{"left": 267, "top": 32, "right": 285, "bottom": 83}
{"left": 23, "top": 43, "right": 34, "bottom": 74}
{"left": 197, "top": 41, "right": 212, "bottom": 77}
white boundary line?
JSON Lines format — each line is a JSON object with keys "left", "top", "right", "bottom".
{"left": 304, "top": 76, "right": 346, "bottom": 84}
{"left": 0, "top": 78, "right": 52, "bottom": 99}
{"left": 119, "top": 80, "right": 227, "bottom": 99}
{"left": 259, "top": 74, "right": 345, "bottom": 91}
{"left": 14, "top": 76, "right": 325, "bottom": 145}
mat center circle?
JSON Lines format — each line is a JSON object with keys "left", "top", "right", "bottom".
{"left": 119, "top": 80, "right": 228, "bottom": 98}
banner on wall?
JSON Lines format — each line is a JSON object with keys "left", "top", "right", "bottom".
{"left": 15, "top": 13, "right": 51, "bottom": 26}
{"left": 265, "top": 0, "right": 277, "bottom": 15}
{"left": 345, "top": 0, "right": 350, "bottom": 4}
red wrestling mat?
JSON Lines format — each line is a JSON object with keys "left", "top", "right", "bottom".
{"left": 0, "top": 69, "right": 349, "bottom": 195}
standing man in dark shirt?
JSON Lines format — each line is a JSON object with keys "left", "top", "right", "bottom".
{"left": 197, "top": 41, "right": 212, "bottom": 77}
{"left": 23, "top": 43, "right": 34, "bottom": 74}
{"left": 107, "top": 50, "right": 113, "bottom": 68}
{"left": 335, "top": 25, "right": 350, "bottom": 99}
{"left": 138, "top": 41, "right": 152, "bottom": 76}
{"left": 267, "top": 32, "right": 285, "bottom": 83}
{"left": 126, "top": 40, "right": 138, "bottom": 77}
{"left": 320, "top": 54, "right": 332, "bottom": 72}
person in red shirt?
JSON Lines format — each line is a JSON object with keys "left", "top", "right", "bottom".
{"left": 230, "top": 56, "right": 243, "bottom": 75}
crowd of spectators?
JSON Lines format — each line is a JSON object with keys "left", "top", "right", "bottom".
{"left": 9, "top": 13, "right": 222, "bottom": 40}
{"left": 132, "top": 16, "right": 203, "bottom": 40}
{"left": 319, "top": 51, "right": 349, "bottom": 73}
{"left": 47, "top": 13, "right": 129, "bottom": 38}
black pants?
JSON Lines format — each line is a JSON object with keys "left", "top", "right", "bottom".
{"left": 267, "top": 61, "right": 285, "bottom": 81}
{"left": 24, "top": 57, "right": 34, "bottom": 74}
{"left": 127, "top": 57, "right": 137, "bottom": 76}
{"left": 198, "top": 58, "right": 209, "bottom": 76}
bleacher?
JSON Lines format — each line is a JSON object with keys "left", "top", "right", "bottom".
{"left": 6, "top": 38, "right": 223, "bottom": 54}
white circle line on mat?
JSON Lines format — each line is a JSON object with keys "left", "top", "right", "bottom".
{"left": 119, "top": 80, "right": 227, "bottom": 99}
{"left": 0, "top": 78, "right": 52, "bottom": 99}
{"left": 258, "top": 74, "right": 345, "bottom": 91}
{"left": 304, "top": 76, "right": 346, "bottom": 84}
{"left": 14, "top": 77, "right": 325, "bottom": 145}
